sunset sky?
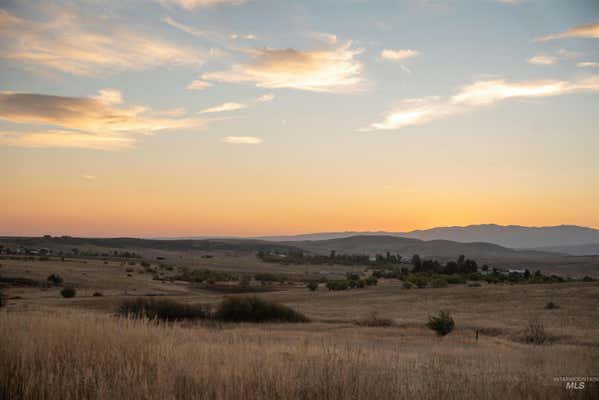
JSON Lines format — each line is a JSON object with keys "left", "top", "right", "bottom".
{"left": 1, "top": 0, "right": 598, "bottom": 237}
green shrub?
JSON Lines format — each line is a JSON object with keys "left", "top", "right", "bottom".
{"left": 365, "top": 276, "right": 378, "bottom": 286}
{"left": 118, "top": 298, "right": 209, "bottom": 321}
{"left": 402, "top": 281, "right": 413, "bottom": 289}
{"left": 431, "top": 278, "right": 448, "bottom": 288}
{"left": 326, "top": 280, "right": 350, "bottom": 291}
{"left": 307, "top": 281, "right": 318, "bottom": 291}
{"left": 426, "top": 310, "right": 455, "bottom": 336}
{"left": 446, "top": 275, "right": 466, "bottom": 284}
{"left": 410, "top": 277, "right": 428, "bottom": 288}
{"left": 215, "top": 296, "right": 308, "bottom": 323}
{"left": 60, "top": 286, "right": 76, "bottom": 298}
{"left": 47, "top": 273, "right": 63, "bottom": 285}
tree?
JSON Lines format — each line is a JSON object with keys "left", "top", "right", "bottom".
{"left": 411, "top": 254, "right": 422, "bottom": 272}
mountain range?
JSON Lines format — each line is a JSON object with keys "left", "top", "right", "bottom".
{"left": 258, "top": 224, "right": 599, "bottom": 255}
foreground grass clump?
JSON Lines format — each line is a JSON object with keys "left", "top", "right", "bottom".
{"left": 355, "top": 311, "right": 394, "bottom": 327}
{"left": 215, "top": 296, "right": 309, "bottom": 323}
{"left": 118, "top": 298, "right": 209, "bottom": 321}
{"left": 426, "top": 310, "right": 455, "bottom": 336}
{"left": 523, "top": 317, "right": 548, "bottom": 345}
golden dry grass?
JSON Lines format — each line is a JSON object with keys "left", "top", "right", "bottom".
{"left": 1, "top": 310, "right": 598, "bottom": 400}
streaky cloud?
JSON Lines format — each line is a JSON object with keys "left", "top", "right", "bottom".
{"left": 363, "top": 75, "right": 599, "bottom": 131}
{"left": 538, "top": 23, "right": 599, "bottom": 41}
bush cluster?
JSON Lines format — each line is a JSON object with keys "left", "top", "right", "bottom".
{"left": 118, "top": 296, "right": 308, "bottom": 323}
{"left": 47, "top": 273, "right": 63, "bottom": 285}
{"left": 118, "top": 298, "right": 210, "bottom": 321}
{"left": 60, "top": 286, "right": 76, "bottom": 298}
{"left": 215, "top": 296, "right": 309, "bottom": 323}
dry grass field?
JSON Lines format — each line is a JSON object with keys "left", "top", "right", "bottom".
{"left": 1, "top": 253, "right": 598, "bottom": 399}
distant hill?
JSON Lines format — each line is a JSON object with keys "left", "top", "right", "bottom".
{"left": 259, "top": 224, "right": 599, "bottom": 250}
{"left": 291, "top": 235, "right": 554, "bottom": 259}
{"left": 532, "top": 243, "right": 599, "bottom": 256}
{"left": 0, "top": 236, "right": 300, "bottom": 254}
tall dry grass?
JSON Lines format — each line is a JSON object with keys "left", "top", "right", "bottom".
{"left": 0, "top": 311, "right": 597, "bottom": 400}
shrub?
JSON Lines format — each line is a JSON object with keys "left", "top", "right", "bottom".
{"left": 47, "top": 274, "right": 63, "bottom": 285}
{"left": 431, "top": 278, "right": 448, "bottom": 288}
{"left": 92, "top": 292, "right": 103, "bottom": 297}
{"left": 0, "top": 291, "right": 5, "bottom": 308}
{"left": 402, "top": 281, "right": 413, "bottom": 289}
{"left": 215, "top": 296, "right": 308, "bottom": 323}
{"left": 467, "top": 282, "right": 482, "bottom": 287}
{"left": 255, "top": 273, "right": 283, "bottom": 282}
{"left": 118, "top": 298, "right": 209, "bottom": 321}
{"left": 582, "top": 276, "right": 593, "bottom": 282}
{"left": 426, "top": 310, "right": 455, "bottom": 336}
{"left": 365, "top": 276, "right": 378, "bottom": 286}
{"left": 326, "top": 280, "right": 350, "bottom": 291}
{"left": 411, "top": 277, "right": 428, "bottom": 289}
{"left": 355, "top": 311, "right": 393, "bottom": 327}
{"left": 60, "top": 286, "right": 76, "bottom": 298}
{"left": 523, "top": 317, "right": 548, "bottom": 344}
{"left": 446, "top": 275, "right": 466, "bottom": 284}
{"left": 544, "top": 301, "right": 559, "bottom": 310}
{"left": 307, "top": 281, "right": 318, "bottom": 291}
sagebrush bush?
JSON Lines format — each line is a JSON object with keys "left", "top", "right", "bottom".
{"left": 47, "top": 274, "right": 63, "bottom": 285}
{"left": 426, "top": 310, "right": 455, "bottom": 336}
{"left": 60, "top": 286, "right": 76, "bottom": 298}
{"left": 523, "top": 317, "right": 548, "bottom": 344}
{"left": 544, "top": 302, "right": 559, "bottom": 310}
{"left": 215, "top": 296, "right": 308, "bottom": 323}
{"left": 307, "top": 281, "right": 318, "bottom": 291}
{"left": 118, "top": 298, "right": 209, "bottom": 321}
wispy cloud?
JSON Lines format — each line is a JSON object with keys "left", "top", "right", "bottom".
{"left": 363, "top": 75, "right": 599, "bottom": 131}
{"left": 578, "top": 62, "right": 599, "bottom": 68}
{"left": 0, "top": 9, "right": 206, "bottom": 76}
{"left": 200, "top": 102, "right": 247, "bottom": 113}
{"left": 537, "top": 23, "right": 599, "bottom": 41}
{"left": 187, "top": 80, "right": 213, "bottom": 91}
{"left": 0, "top": 90, "right": 202, "bottom": 149}
{"left": 0, "top": 131, "right": 135, "bottom": 150}
{"left": 310, "top": 32, "right": 338, "bottom": 45}
{"left": 221, "top": 136, "right": 262, "bottom": 144}
{"left": 527, "top": 55, "right": 555, "bottom": 65}
{"left": 201, "top": 43, "right": 364, "bottom": 92}
{"left": 159, "top": 0, "right": 246, "bottom": 10}
{"left": 230, "top": 33, "right": 256, "bottom": 40}
{"left": 81, "top": 174, "right": 97, "bottom": 180}
{"left": 380, "top": 49, "right": 419, "bottom": 61}
{"left": 256, "top": 93, "right": 275, "bottom": 102}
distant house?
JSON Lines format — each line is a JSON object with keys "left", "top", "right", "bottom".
{"left": 508, "top": 269, "right": 526, "bottom": 275}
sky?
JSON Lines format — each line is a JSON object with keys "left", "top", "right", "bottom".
{"left": 1, "top": 0, "right": 598, "bottom": 237}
